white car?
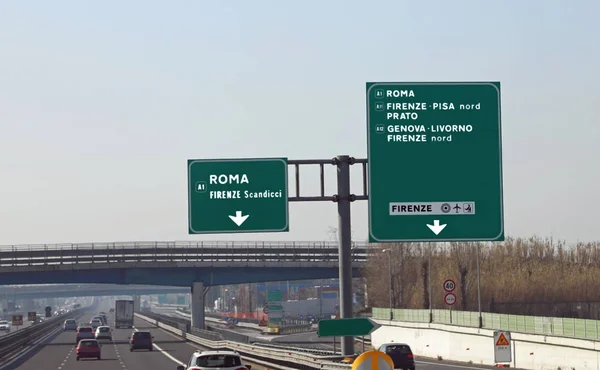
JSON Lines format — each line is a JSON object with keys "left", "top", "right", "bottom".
{"left": 177, "top": 350, "right": 251, "bottom": 370}
{"left": 95, "top": 326, "right": 112, "bottom": 340}
{"left": 0, "top": 320, "right": 10, "bottom": 333}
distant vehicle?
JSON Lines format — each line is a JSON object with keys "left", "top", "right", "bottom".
{"left": 129, "top": 331, "right": 154, "bottom": 351}
{"left": 109, "top": 308, "right": 114, "bottom": 313}
{"left": 115, "top": 300, "right": 134, "bottom": 328}
{"left": 177, "top": 350, "right": 251, "bottom": 370}
{"left": 64, "top": 319, "right": 77, "bottom": 331}
{"left": 95, "top": 326, "right": 112, "bottom": 340}
{"left": 76, "top": 327, "right": 95, "bottom": 343}
{"left": 45, "top": 306, "right": 52, "bottom": 318}
{"left": 98, "top": 312, "right": 106, "bottom": 316}
{"left": 91, "top": 316, "right": 105, "bottom": 325}
{"left": 0, "top": 320, "right": 10, "bottom": 332}
{"left": 377, "top": 343, "right": 415, "bottom": 370}
{"left": 76, "top": 339, "right": 101, "bottom": 360}
{"left": 89, "top": 319, "right": 102, "bottom": 330}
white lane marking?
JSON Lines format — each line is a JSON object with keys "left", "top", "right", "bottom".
{"left": 133, "top": 327, "right": 185, "bottom": 365}
{"left": 415, "top": 360, "right": 491, "bottom": 370}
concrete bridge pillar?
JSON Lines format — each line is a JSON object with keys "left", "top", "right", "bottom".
{"left": 191, "top": 282, "right": 206, "bottom": 330}
{"left": 133, "top": 295, "right": 141, "bottom": 312}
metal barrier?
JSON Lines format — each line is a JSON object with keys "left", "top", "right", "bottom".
{"left": 136, "top": 312, "right": 352, "bottom": 370}
{"left": 0, "top": 308, "right": 85, "bottom": 361}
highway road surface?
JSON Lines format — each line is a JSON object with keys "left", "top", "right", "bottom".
{"left": 6, "top": 305, "right": 505, "bottom": 370}
{"left": 8, "top": 310, "right": 270, "bottom": 370}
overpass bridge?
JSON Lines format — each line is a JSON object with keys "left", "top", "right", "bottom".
{"left": 0, "top": 283, "right": 190, "bottom": 299}
{"left": 0, "top": 241, "right": 368, "bottom": 287}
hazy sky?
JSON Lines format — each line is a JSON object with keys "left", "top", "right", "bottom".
{"left": 0, "top": 1, "right": 598, "bottom": 245}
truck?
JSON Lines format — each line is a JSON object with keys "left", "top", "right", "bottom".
{"left": 114, "top": 300, "right": 134, "bottom": 328}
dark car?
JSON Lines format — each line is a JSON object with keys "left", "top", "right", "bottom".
{"left": 129, "top": 331, "right": 154, "bottom": 351}
{"left": 377, "top": 343, "right": 415, "bottom": 370}
{"left": 76, "top": 326, "right": 95, "bottom": 343}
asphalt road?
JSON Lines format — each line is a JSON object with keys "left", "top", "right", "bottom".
{"left": 11, "top": 309, "right": 270, "bottom": 370}
{"left": 8, "top": 303, "right": 501, "bottom": 370}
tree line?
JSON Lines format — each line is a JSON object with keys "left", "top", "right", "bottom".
{"left": 361, "top": 236, "right": 600, "bottom": 318}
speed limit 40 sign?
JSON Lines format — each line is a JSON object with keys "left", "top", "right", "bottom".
{"left": 443, "top": 279, "right": 456, "bottom": 293}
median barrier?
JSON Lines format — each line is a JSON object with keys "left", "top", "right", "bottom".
{"left": 0, "top": 308, "right": 85, "bottom": 363}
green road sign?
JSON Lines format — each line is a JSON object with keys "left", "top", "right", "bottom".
{"left": 317, "top": 318, "right": 379, "bottom": 337}
{"left": 366, "top": 82, "right": 504, "bottom": 242}
{"left": 267, "top": 290, "right": 282, "bottom": 302}
{"left": 187, "top": 158, "right": 289, "bottom": 234}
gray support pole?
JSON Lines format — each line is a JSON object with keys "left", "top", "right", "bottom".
{"left": 388, "top": 253, "right": 393, "bottom": 320}
{"left": 191, "top": 281, "right": 205, "bottom": 330}
{"left": 336, "top": 155, "right": 354, "bottom": 356}
{"left": 477, "top": 243, "right": 483, "bottom": 328}
{"left": 428, "top": 243, "right": 433, "bottom": 323}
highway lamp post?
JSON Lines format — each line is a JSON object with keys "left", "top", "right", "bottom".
{"left": 476, "top": 243, "right": 483, "bottom": 328}
{"left": 428, "top": 243, "right": 433, "bottom": 323}
{"left": 382, "top": 249, "right": 393, "bottom": 320}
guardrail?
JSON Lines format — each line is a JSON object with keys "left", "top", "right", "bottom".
{"left": 372, "top": 307, "right": 600, "bottom": 339}
{"left": 0, "top": 308, "right": 85, "bottom": 361}
{"left": 0, "top": 241, "right": 368, "bottom": 267}
{"left": 136, "top": 312, "right": 354, "bottom": 370}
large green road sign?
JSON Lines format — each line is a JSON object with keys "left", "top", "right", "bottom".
{"left": 366, "top": 82, "right": 504, "bottom": 242}
{"left": 187, "top": 158, "right": 289, "bottom": 234}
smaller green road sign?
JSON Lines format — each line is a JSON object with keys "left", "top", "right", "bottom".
{"left": 317, "top": 318, "right": 380, "bottom": 337}
{"left": 188, "top": 158, "right": 289, "bottom": 234}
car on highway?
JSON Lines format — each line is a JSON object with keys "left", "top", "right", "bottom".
{"left": 91, "top": 316, "right": 105, "bottom": 325}
{"left": 109, "top": 308, "right": 114, "bottom": 313}
{"left": 177, "top": 350, "right": 252, "bottom": 370}
{"left": 128, "top": 330, "right": 154, "bottom": 351}
{"left": 64, "top": 319, "right": 78, "bottom": 331}
{"left": 0, "top": 320, "right": 10, "bottom": 333}
{"left": 377, "top": 343, "right": 415, "bottom": 370}
{"left": 76, "top": 339, "right": 102, "bottom": 360}
{"left": 95, "top": 326, "right": 112, "bottom": 340}
{"left": 76, "top": 326, "right": 95, "bottom": 343}
{"left": 89, "top": 319, "right": 102, "bottom": 330}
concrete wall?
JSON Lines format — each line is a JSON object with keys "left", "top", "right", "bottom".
{"left": 371, "top": 319, "right": 600, "bottom": 370}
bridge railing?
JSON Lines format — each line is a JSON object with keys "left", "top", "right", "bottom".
{"left": 0, "top": 241, "right": 370, "bottom": 267}
{"left": 0, "top": 240, "right": 369, "bottom": 251}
